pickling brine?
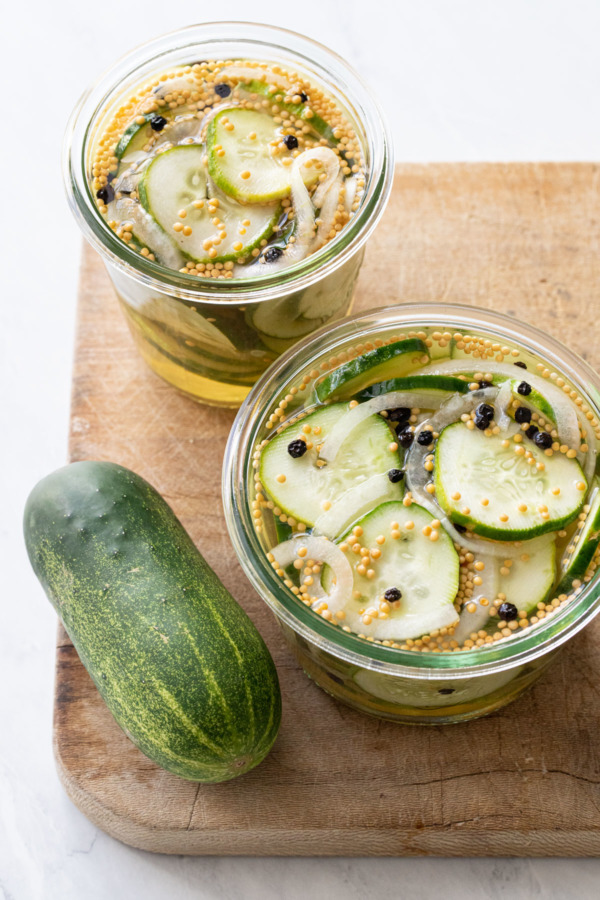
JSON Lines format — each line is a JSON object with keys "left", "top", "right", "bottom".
{"left": 91, "top": 59, "right": 365, "bottom": 278}
{"left": 67, "top": 26, "right": 393, "bottom": 406}
{"left": 252, "top": 329, "right": 599, "bottom": 655}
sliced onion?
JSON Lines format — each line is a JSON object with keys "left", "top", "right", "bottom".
{"left": 271, "top": 535, "right": 352, "bottom": 613}
{"left": 320, "top": 391, "right": 451, "bottom": 463}
{"left": 118, "top": 149, "right": 150, "bottom": 168}
{"left": 247, "top": 148, "right": 340, "bottom": 278}
{"left": 452, "top": 556, "right": 499, "bottom": 644}
{"left": 344, "top": 175, "right": 358, "bottom": 213}
{"left": 313, "top": 473, "right": 401, "bottom": 539}
{"left": 311, "top": 173, "right": 343, "bottom": 252}
{"left": 494, "top": 379, "right": 513, "bottom": 431}
{"left": 422, "top": 360, "right": 580, "bottom": 449}
{"left": 114, "top": 199, "right": 184, "bottom": 269}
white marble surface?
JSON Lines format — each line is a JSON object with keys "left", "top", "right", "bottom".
{"left": 2, "top": 0, "right": 600, "bottom": 896}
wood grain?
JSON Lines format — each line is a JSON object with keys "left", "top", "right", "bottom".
{"left": 56, "top": 163, "right": 600, "bottom": 855}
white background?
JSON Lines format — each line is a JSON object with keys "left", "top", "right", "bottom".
{"left": 2, "top": 1, "right": 600, "bottom": 897}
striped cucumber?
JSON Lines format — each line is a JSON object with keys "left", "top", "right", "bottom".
{"left": 24, "top": 462, "right": 281, "bottom": 783}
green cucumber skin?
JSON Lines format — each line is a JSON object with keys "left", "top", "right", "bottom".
{"left": 24, "top": 462, "right": 281, "bottom": 783}
{"left": 356, "top": 374, "right": 470, "bottom": 401}
{"left": 242, "top": 79, "right": 338, "bottom": 143}
{"left": 554, "top": 495, "right": 600, "bottom": 595}
{"left": 436, "top": 489, "right": 583, "bottom": 543}
{"left": 315, "top": 339, "right": 429, "bottom": 402}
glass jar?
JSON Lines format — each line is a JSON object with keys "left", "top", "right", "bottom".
{"left": 63, "top": 23, "right": 393, "bottom": 407}
{"left": 223, "top": 303, "right": 600, "bottom": 723}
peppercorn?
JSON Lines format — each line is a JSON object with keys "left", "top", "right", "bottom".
{"left": 397, "top": 430, "right": 414, "bottom": 448}
{"left": 388, "top": 407, "right": 411, "bottom": 423}
{"left": 515, "top": 406, "right": 532, "bottom": 424}
{"left": 96, "top": 185, "right": 114, "bottom": 204}
{"left": 214, "top": 83, "right": 231, "bottom": 98}
{"left": 517, "top": 381, "right": 532, "bottom": 396}
{"left": 474, "top": 402, "right": 494, "bottom": 429}
{"left": 387, "top": 469, "right": 404, "bottom": 483}
{"left": 514, "top": 361, "right": 528, "bottom": 369}
{"left": 384, "top": 587, "right": 402, "bottom": 602}
{"left": 438, "top": 688, "right": 455, "bottom": 695}
{"left": 299, "top": 91, "right": 308, "bottom": 102}
{"left": 264, "top": 247, "right": 284, "bottom": 262}
{"left": 498, "top": 602, "right": 518, "bottom": 621}
{"left": 525, "top": 424, "right": 539, "bottom": 441}
{"left": 150, "top": 115, "right": 168, "bottom": 132}
{"left": 533, "top": 431, "right": 553, "bottom": 449}
{"left": 454, "top": 523, "right": 467, "bottom": 533}
{"left": 417, "top": 430, "right": 434, "bottom": 446}
{"left": 287, "top": 439, "right": 307, "bottom": 458}
{"left": 283, "top": 134, "right": 299, "bottom": 149}
{"left": 478, "top": 380, "right": 493, "bottom": 388}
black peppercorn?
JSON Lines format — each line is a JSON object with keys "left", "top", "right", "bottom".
{"left": 514, "top": 406, "right": 532, "bottom": 424}
{"left": 287, "top": 439, "right": 307, "bottom": 458}
{"left": 533, "top": 430, "right": 553, "bottom": 450}
{"left": 387, "top": 469, "right": 404, "bottom": 483}
{"left": 498, "top": 602, "right": 518, "bottom": 621}
{"left": 150, "top": 115, "right": 168, "bottom": 132}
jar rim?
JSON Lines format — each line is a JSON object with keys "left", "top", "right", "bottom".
{"left": 223, "top": 301, "right": 600, "bottom": 680}
{"left": 63, "top": 21, "right": 394, "bottom": 305}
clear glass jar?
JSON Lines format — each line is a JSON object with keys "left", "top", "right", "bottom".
{"left": 63, "top": 23, "right": 393, "bottom": 407}
{"left": 223, "top": 303, "right": 600, "bottom": 723}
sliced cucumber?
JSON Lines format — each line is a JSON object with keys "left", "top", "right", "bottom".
{"left": 435, "top": 422, "right": 586, "bottom": 540}
{"left": 236, "top": 78, "right": 338, "bottom": 143}
{"left": 322, "top": 501, "right": 459, "bottom": 640}
{"left": 260, "top": 404, "right": 401, "bottom": 527}
{"left": 555, "top": 482, "right": 600, "bottom": 595}
{"left": 315, "top": 339, "right": 429, "bottom": 402}
{"left": 353, "top": 666, "right": 518, "bottom": 708}
{"left": 139, "top": 145, "right": 279, "bottom": 263}
{"left": 356, "top": 374, "right": 470, "bottom": 402}
{"left": 207, "top": 109, "right": 319, "bottom": 203}
{"left": 112, "top": 198, "right": 184, "bottom": 269}
{"left": 115, "top": 112, "right": 157, "bottom": 160}
{"left": 313, "top": 472, "right": 404, "bottom": 539}
{"left": 498, "top": 536, "right": 556, "bottom": 613}
{"left": 251, "top": 292, "right": 322, "bottom": 340}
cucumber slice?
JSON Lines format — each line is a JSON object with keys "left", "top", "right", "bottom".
{"left": 313, "top": 472, "right": 404, "bottom": 539}
{"left": 498, "top": 536, "right": 556, "bottom": 613}
{"left": 315, "top": 339, "right": 429, "bottom": 402}
{"left": 555, "top": 482, "right": 600, "bottom": 594}
{"left": 251, "top": 292, "right": 322, "bottom": 340}
{"left": 356, "top": 374, "right": 470, "bottom": 402}
{"left": 322, "top": 501, "right": 459, "bottom": 640}
{"left": 207, "top": 109, "right": 319, "bottom": 203}
{"left": 260, "top": 404, "right": 401, "bottom": 527}
{"left": 139, "top": 145, "right": 279, "bottom": 263}
{"left": 435, "top": 422, "right": 586, "bottom": 540}
{"left": 353, "top": 666, "right": 518, "bottom": 708}
{"left": 115, "top": 112, "right": 157, "bottom": 160}
{"left": 510, "top": 379, "right": 555, "bottom": 423}
{"left": 235, "top": 78, "right": 338, "bottom": 143}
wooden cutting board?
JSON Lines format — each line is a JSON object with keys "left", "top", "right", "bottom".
{"left": 57, "top": 163, "right": 600, "bottom": 856}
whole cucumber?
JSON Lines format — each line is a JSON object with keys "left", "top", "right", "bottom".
{"left": 24, "top": 461, "right": 281, "bottom": 783}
